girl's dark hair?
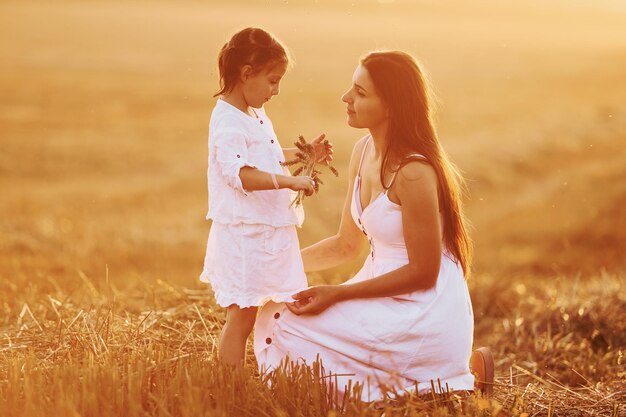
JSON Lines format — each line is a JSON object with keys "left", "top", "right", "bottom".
{"left": 214, "top": 27, "right": 290, "bottom": 97}
{"left": 361, "top": 51, "right": 473, "bottom": 276}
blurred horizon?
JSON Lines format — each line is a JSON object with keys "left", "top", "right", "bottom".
{"left": 1, "top": 0, "right": 625, "bottom": 289}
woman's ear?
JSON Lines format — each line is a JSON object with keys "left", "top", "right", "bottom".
{"left": 240, "top": 65, "right": 253, "bottom": 82}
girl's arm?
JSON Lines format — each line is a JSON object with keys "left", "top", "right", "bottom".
{"left": 288, "top": 161, "right": 443, "bottom": 315}
{"left": 239, "top": 167, "right": 314, "bottom": 193}
{"left": 300, "top": 137, "right": 369, "bottom": 273}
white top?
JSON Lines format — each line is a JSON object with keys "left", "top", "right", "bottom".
{"left": 206, "top": 99, "right": 304, "bottom": 227}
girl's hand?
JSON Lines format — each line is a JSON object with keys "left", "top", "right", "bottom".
{"left": 286, "top": 285, "right": 345, "bottom": 315}
{"left": 289, "top": 175, "right": 315, "bottom": 196}
{"left": 311, "top": 133, "right": 334, "bottom": 165}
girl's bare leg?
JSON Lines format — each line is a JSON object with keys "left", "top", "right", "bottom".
{"left": 218, "top": 304, "right": 258, "bottom": 366}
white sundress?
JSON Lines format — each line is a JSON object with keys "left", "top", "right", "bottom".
{"left": 254, "top": 137, "right": 475, "bottom": 400}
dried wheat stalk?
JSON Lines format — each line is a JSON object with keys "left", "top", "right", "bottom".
{"left": 281, "top": 135, "right": 338, "bottom": 207}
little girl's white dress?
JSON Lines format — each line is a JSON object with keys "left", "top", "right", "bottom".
{"left": 200, "top": 99, "right": 307, "bottom": 308}
{"left": 255, "top": 137, "right": 475, "bottom": 400}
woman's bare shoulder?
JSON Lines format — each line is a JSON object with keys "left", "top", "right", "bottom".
{"left": 395, "top": 160, "right": 438, "bottom": 194}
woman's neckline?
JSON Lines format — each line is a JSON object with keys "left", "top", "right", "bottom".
{"left": 357, "top": 137, "right": 389, "bottom": 214}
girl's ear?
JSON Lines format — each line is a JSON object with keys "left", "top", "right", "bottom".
{"left": 240, "top": 65, "right": 253, "bottom": 82}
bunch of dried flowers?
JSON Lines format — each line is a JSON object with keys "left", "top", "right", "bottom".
{"left": 281, "top": 135, "right": 338, "bottom": 207}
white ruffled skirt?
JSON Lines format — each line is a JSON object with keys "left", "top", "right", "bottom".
{"left": 200, "top": 222, "right": 308, "bottom": 308}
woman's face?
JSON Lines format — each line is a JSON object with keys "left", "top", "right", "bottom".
{"left": 341, "top": 64, "right": 387, "bottom": 130}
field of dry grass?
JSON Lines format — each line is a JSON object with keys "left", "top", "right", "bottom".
{"left": 1, "top": 0, "right": 625, "bottom": 415}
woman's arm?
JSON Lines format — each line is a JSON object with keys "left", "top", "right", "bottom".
{"left": 288, "top": 161, "right": 443, "bottom": 315}
{"left": 300, "top": 137, "right": 369, "bottom": 272}
{"left": 282, "top": 147, "right": 298, "bottom": 161}
{"left": 283, "top": 133, "right": 333, "bottom": 164}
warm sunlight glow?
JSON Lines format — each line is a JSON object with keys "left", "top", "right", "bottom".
{"left": 1, "top": 0, "right": 624, "bottom": 415}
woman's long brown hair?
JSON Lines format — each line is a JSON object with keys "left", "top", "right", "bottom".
{"left": 361, "top": 51, "right": 473, "bottom": 276}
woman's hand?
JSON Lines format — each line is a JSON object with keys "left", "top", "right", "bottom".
{"left": 311, "top": 133, "right": 334, "bottom": 165}
{"left": 286, "top": 285, "right": 346, "bottom": 315}
{"left": 288, "top": 175, "right": 315, "bottom": 196}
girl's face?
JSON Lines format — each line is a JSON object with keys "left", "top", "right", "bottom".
{"left": 341, "top": 64, "right": 387, "bottom": 130}
{"left": 241, "top": 62, "right": 287, "bottom": 108}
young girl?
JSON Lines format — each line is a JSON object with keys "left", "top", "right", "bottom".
{"left": 200, "top": 27, "right": 332, "bottom": 366}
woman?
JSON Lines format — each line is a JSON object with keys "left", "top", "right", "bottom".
{"left": 254, "top": 50, "right": 475, "bottom": 401}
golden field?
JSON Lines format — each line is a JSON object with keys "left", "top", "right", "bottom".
{"left": 1, "top": 0, "right": 625, "bottom": 415}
